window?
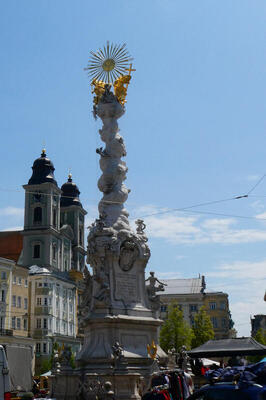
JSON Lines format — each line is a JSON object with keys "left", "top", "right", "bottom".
{"left": 17, "top": 296, "right": 21, "bottom": 308}
{"left": 1, "top": 271, "right": 6, "bottom": 280}
{"left": 70, "top": 303, "right": 73, "bottom": 313}
{"left": 23, "top": 319, "right": 27, "bottom": 331}
{"left": 49, "top": 298, "right": 52, "bottom": 306}
{"left": 12, "top": 295, "right": 16, "bottom": 307}
{"left": 36, "top": 318, "right": 41, "bottom": 329}
{"left": 209, "top": 302, "right": 216, "bottom": 310}
{"left": 44, "top": 298, "right": 48, "bottom": 306}
{"left": 221, "top": 318, "right": 227, "bottom": 327}
{"left": 189, "top": 304, "right": 198, "bottom": 312}
{"left": 24, "top": 279, "right": 28, "bottom": 288}
{"left": 52, "top": 245, "right": 56, "bottom": 260}
{"left": 1, "top": 290, "right": 5, "bottom": 302}
{"left": 220, "top": 301, "right": 226, "bottom": 310}
{"left": 12, "top": 317, "right": 16, "bottom": 329}
{"left": 37, "top": 282, "right": 42, "bottom": 287}
{"left": 18, "top": 277, "right": 22, "bottom": 285}
{"left": 79, "top": 228, "right": 83, "bottom": 245}
{"left": 13, "top": 275, "right": 16, "bottom": 284}
{"left": 64, "top": 259, "right": 68, "bottom": 271}
{"left": 16, "top": 318, "right": 21, "bottom": 330}
{"left": 33, "top": 244, "right": 40, "bottom": 259}
{"left": 36, "top": 343, "right": 41, "bottom": 353}
{"left": 33, "top": 207, "right": 42, "bottom": 224}
{"left": 44, "top": 282, "right": 48, "bottom": 287}
{"left": 56, "top": 299, "right": 59, "bottom": 309}
{"left": 43, "top": 343, "right": 47, "bottom": 354}
{"left": 37, "top": 297, "right": 41, "bottom": 306}
{"left": 24, "top": 298, "right": 28, "bottom": 310}
{"left": 56, "top": 320, "right": 59, "bottom": 332}
{"left": 53, "top": 209, "right": 57, "bottom": 227}
{"left": 160, "top": 305, "right": 167, "bottom": 312}
{"left": 43, "top": 318, "right": 47, "bottom": 329}
{"left": 211, "top": 317, "right": 218, "bottom": 328}
{"left": 63, "top": 322, "right": 66, "bottom": 334}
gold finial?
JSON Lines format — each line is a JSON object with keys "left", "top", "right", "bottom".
{"left": 147, "top": 340, "right": 157, "bottom": 360}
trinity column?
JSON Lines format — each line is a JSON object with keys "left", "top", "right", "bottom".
{"left": 51, "top": 42, "right": 166, "bottom": 400}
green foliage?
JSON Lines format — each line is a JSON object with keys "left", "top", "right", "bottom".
{"left": 248, "top": 328, "right": 266, "bottom": 363}
{"left": 160, "top": 302, "right": 194, "bottom": 352}
{"left": 254, "top": 328, "right": 266, "bottom": 345}
{"left": 191, "top": 306, "right": 214, "bottom": 348}
{"left": 39, "top": 358, "right": 51, "bottom": 375}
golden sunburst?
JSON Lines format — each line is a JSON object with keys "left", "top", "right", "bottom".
{"left": 85, "top": 41, "right": 133, "bottom": 84}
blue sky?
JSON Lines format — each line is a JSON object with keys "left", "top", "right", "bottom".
{"left": 0, "top": 0, "right": 266, "bottom": 336}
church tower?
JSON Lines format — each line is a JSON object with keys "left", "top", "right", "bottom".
{"left": 60, "top": 174, "right": 87, "bottom": 272}
{"left": 22, "top": 149, "right": 71, "bottom": 271}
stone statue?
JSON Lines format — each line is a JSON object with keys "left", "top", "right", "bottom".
{"left": 112, "top": 341, "right": 127, "bottom": 369}
{"left": 177, "top": 345, "right": 189, "bottom": 371}
{"left": 167, "top": 348, "right": 177, "bottom": 369}
{"left": 145, "top": 272, "right": 167, "bottom": 300}
{"left": 60, "top": 345, "right": 72, "bottom": 371}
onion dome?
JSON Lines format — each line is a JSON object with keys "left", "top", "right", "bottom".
{"left": 60, "top": 174, "right": 82, "bottom": 207}
{"left": 28, "top": 149, "right": 58, "bottom": 186}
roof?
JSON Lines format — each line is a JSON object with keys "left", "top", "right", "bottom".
{"left": 60, "top": 175, "right": 82, "bottom": 208}
{"left": 160, "top": 277, "right": 205, "bottom": 295}
{"left": 0, "top": 231, "right": 23, "bottom": 262}
{"left": 189, "top": 337, "right": 266, "bottom": 357}
{"left": 28, "top": 150, "right": 58, "bottom": 186}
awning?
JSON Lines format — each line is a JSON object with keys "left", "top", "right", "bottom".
{"left": 189, "top": 337, "right": 266, "bottom": 358}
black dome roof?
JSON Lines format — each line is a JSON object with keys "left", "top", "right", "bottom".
{"left": 28, "top": 150, "right": 58, "bottom": 186}
{"left": 60, "top": 174, "right": 82, "bottom": 207}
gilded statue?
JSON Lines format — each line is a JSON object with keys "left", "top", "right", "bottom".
{"left": 113, "top": 74, "right": 131, "bottom": 105}
{"left": 91, "top": 79, "right": 106, "bottom": 105}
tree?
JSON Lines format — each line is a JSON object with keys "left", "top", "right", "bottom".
{"left": 254, "top": 328, "right": 266, "bottom": 346}
{"left": 191, "top": 306, "right": 214, "bottom": 348}
{"left": 160, "top": 302, "right": 194, "bottom": 352}
{"left": 248, "top": 328, "right": 266, "bottom": 363}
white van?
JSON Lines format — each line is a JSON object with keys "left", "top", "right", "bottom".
{"left": 0, "top": 345, "right": 11, "bottom": 400}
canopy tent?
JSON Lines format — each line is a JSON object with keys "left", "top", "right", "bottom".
{"left": 189, "top": 337, "right": 266, "bottom": 358}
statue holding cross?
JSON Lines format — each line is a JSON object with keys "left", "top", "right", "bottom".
{"left": 113, "top": 63, "right": 136, "bottom": 105}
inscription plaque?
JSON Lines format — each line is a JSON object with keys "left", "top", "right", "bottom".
{"left": 115, "top": 272, "right": 138, "bottom": 302}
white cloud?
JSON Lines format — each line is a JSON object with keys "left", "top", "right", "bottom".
{"left": 4, "top": 226, "right": 23, "bottom": 232}
{"left": 206, "top": 259, "right": 266, "bottom": 336}
{"left": 246, "top": 174, "right": 260, "bottom": 182}
{"left": 133, "top": 205, "right": 266, "bottom": 245}
{"left": 0, "top": 207, "right": 24, "bottom": 217}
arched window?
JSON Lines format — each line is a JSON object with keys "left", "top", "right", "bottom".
{"left": 33, "top": 207, "right": 42, "bottom": 224}
{"left": 33, "top": 244, "right": 40, "bottom": 259}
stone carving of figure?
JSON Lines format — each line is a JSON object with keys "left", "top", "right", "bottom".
{"left": 145, "top": 272, "right": 167, "bottom": 300}
{"left": 167, "top": 348, "right": 177, "bottom": 369}
{"left": 60, "top": 345, "right": 72, "bottom": 370}
{"left": 112, "top": 341, "right": 127, "bottom": 369}
{"left": 94, "top": 257, "right": 110, "bottom": 304}
{"left": 79, "top": 268, "right": 93, "bottom": 322}
{"left": 177, "top": 345, "right": 189, "bottom": 371}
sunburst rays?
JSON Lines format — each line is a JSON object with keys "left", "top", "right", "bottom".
{"left": 85, "top": 42, "right": 133, "bottom": 84}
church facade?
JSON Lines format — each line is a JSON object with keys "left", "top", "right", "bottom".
{"left": 0, "top": 149, "right": 87, "bottom": 373}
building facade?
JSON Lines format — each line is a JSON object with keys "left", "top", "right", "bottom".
{"left": 0, "top": 150, "right": 87, "bottom": 373}
{"left": 159, "top": 276, "right": 233, "bottom": 339}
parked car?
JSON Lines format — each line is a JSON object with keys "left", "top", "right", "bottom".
{"left": 0, "top": 345, "right": 11, "bottom": 400}
{"left": 187, "top": 382, "right": 266, "bottom": 400}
